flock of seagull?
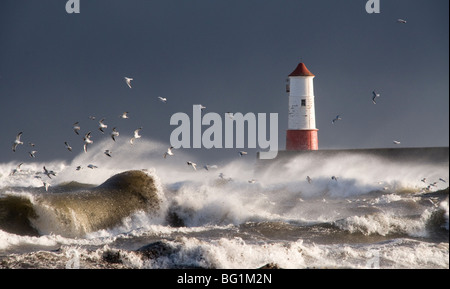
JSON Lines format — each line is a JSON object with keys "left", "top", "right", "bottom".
{"left": 9, "top": 76, "right": 252, "bottom": 190}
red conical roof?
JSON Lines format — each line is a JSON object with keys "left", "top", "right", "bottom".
{"left": 288, "top": 63, "right": 315, "bottom": 77}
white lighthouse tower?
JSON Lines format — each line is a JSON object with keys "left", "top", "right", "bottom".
{"left": 286, "top": 62, "right": 318, "bottom": 150}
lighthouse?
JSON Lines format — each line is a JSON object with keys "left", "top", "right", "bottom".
{"left": 285, "top": 62, "right": 318, "bottom": 150}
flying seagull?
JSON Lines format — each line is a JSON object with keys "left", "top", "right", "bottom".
{"left": 43, "top": 166, "right": 56, "bottom": 179}
{"left": 187, "top": 161, "right": 197, "bottom": 171}
{"left": 12, "top": 132, "right": 23, "bottom": 152}
{"left": 332, "top": 115, "right": 342, "bottom": 124}
{"left": 73, "top": 122, "right": 81, "bottom": 135}
{"left": 111, "top": 127, "right": 119, "bottom": 141}
{"left": 83, "top": 132, "right": 93, "bottom": 153}
{"left": 104, "top": 150, "right": 112, "bottom": 157}
{"left": 42, "top": 181, "right": 51, "bottom": 192}
{"left": 10, "top": 163, "right": 23, "bottom": 176}
{"left": 239, "top": 151, "right": 248, "bottom": 157}
{"left": 87, "top": 164, "right": 98, "bottom": 169}
{"left": 124, "top": 77, "right": 133, "bottom": 88}
{"left": 331, "top": 176, "right": 338, "bottom": 181}
{"left": 158, "top": 96, "right": 167, "bottom": 103}
{"left": 306, "top": 176, "right": 312, "bottom": 184}
{"left": 98, "top": 119, "right": 108, "bottom": 133}
{"left": 372, "top": 91, "right": 381, "bottom": 104}
{"left": 397, "top": 19, "right": 407, "bottom": 24}
{"left": 28, "top": 150, "right": 37, "bottom": 158}
{"left": 120, "top": 112, "right": 129, "bottom": 119}
{"left": 130, "top": 127, "right": 142, "bottom": 144}
{"left": 163, "top": 146, "right": 174, "bottom": 158}
{"left": 65, "top": 142, "right": 72, "bottom": 152}
{"left": 393, "top": 140, "right": 401, "bottom": 145}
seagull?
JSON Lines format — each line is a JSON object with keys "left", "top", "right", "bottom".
{"left": 98, "top": 119, "right": 108, "bottom": 133}
{"left": 199, "top": 104, "right": 206, "bottom": 110}
{"left": 28, "top": 142, "right": 35, "bottom": 147}
{"left": 104, "top": 150, "right": 112, "bottom": 157}
{"left": 124, "top": 77, "right": 133, "bottom": 88}
{"left": 393, "top": 140, "right": 401, "bottom": 145}
{"left": 65, "top": 142, "right": 72, "bottom": 152}
{"left": 43, "top": 166, "right": 56, "bottom": 179}
{"left": 248, "top": 179, "right": 256, "bottom": 184}
{"left": 239, "top": 151, "right": 247, "bottom": 157}
{"left": 158, "top": 96, "right": 167, "bottom": 103}
{"left": 42, "top": 181, "right": 50, "bottom": 192}
{"left": 163, "top": 146, "right": 174, "bottom": 158}
{"left": 87, "top": 164, "right": 98, "bottom": 169}
{"left": 120, "top": 112, "right": 129, "bottom": 119}
{"left": 331, "top": 176, "right": 338, "bottom": 181}
{"left": 187, "top": 161, "right": 197, "bottom": 171}
{"left": 421, "top": 178, "right": 427, "bottom": 183}
{"left": 83, "top": 132, "right": 93, "bottom": 153}
{"left": 306, "top": 176, "right": 312, "bottom": 184}
{"left": 439, "top": 178, "right": 446, "bottom": 183}
{"left": 372, "top": 91, "right": 381, "bottom": 104}
{"left": 12, "top": 132, "right": 23, "bottom": 152}
{"left": 204, "top": 164, "right": 218, "bottom": 171}
{"left": 28, "top": 150, "right": 37, "bottom": 158}
{"left": 332, "top": 115, "right": 342, "bottom": 124}
{"left": 89, "top": 116, "right": 96, "bottom": 120}
{"left": 130, "top": 127, "right": 142, "bottom": 144}
{"left": 9, "top": 163, "right": 23, "bottom": 176}
{"left": 226, "top": 112, "right": 234, "bottom": 119}
{"left": 76, "top": 166, "right": 82, "bottom": 171}
{"left": 111, "top": 127, "right": 119, "bottom": 141}
{"left": 397, "top": 19, "right": 407, "bottom": 24}
{"left": 73, "top": 122, "right": 81, "bottom": 135}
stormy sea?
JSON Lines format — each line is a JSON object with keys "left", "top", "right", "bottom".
{"left": 0, "top": 139, "right": 448, "bottom": 270}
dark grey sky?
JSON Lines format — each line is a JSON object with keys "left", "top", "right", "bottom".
{"left": 0, "top": 0, "right": 448, "bottom": 163}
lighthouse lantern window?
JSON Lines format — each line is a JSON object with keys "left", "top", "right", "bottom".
{"left": 301, "top": 99, "right": 306, "bottom": 106}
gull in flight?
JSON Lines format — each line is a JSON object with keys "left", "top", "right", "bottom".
{"left": 204, "top": 164, "right": 218, "bottom": 171}
{"left": 158, "top": 96, "right": 167, "bottom": 103}
{"left": 332, "top": 115, "right": 342, "bottom": 124}
{"left": 397, "top": 19, "right": 407, "bottom": 24}
{"left": 120, "top": 112, "right": 129, "bottom": 119}
{"left": 306, "top": 176, "right": 312, "bottom": 184}
{"left": 29, "top": 150, "right": 37, "bottom": 158}
{"left": 199, "top": 104, "right": 206, "bottom": 110}
{"left": 439, "top": 178, "right": 446, "bottom": 183}
{"left": 65, "top": 142, "right": 72, "bottom": 152}
{"left": 9, "top": 163, "right": 23, "bottom": 176}
{"left": 248, "top": 179, "right": 256, "bottom": 184}
{"left": 187, "top": 161, "right": 197, "bottom": 171}
{"left": 42, "top": 180, "right": 51, "bottom": 192}
{"left": 393, "top": 140, "right": 401, "bottom": 145}
{"left": 111, "top": 127, "right": 119, "bottom": 141}
{"left": 331, "top": 176, "right": 338, "bottom": 181}
{"left": 98, "top": 119, "right": 108, "bottom": 133}
{"left": 163, "top": 146, "right": 174, "bottom": 158}
{"left": 226, "top": 112, "right": 234, "bottom": 119}
{"left": 372, "top": 90, "right": 381, "bottom": 104}
{"left": 12, "top": 132, "right": 23, "bottom": 152}
{"left": 83, "top": 132, "right": 93, "bottom": 153}
{"left": 130, "top": 127, "right": 142, "bottom": 144}
{"left": 104, "top": 150, "right": 112, "bottom": 157}
{"left": 43, "top": 166, "right": 56, "bottom": 179}
{"left": 87, "top": 164, "right": 98, "bottom": 169}
{"left": 239, "top": 151, "right": 247, "bottom": 157}
{"left": 89, "top": 116, "right": 96, "bottom": 121}
{"left": 124, "top": 77, "right": 133, "bottom": 88}
{"left": 73, "top": 122, "right": 81, "bottom": 135}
